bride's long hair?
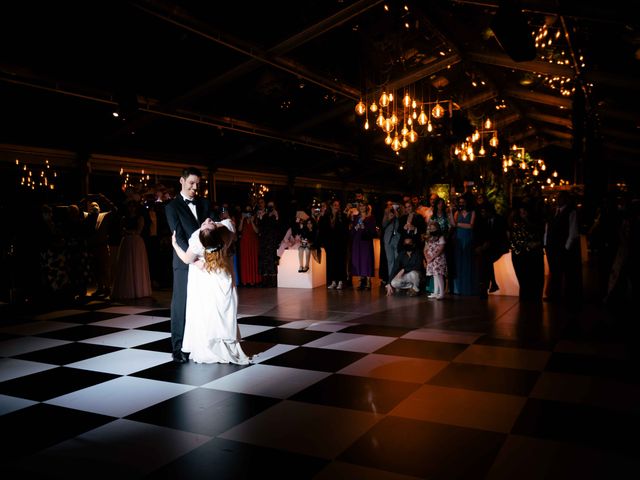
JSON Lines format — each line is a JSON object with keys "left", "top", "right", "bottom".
{"left": 199, "top": 226, "right": 233, "bottom": 275}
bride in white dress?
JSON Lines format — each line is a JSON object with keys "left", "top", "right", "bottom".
{"left": 171, "top": 218, "right": 251, "bottom": 365}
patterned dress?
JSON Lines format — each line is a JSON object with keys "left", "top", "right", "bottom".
{"left": 425, "top": 236, "right": 447, "bottom": 276}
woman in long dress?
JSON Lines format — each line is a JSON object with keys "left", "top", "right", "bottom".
{"left": 171, "top": 218, "right": 251, "bottom": 365}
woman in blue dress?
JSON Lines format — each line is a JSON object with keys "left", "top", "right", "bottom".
{"left": 452, "top": 195, "right": 478, "bottom": 295}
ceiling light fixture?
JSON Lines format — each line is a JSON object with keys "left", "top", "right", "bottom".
{"left": 355, "top": 88, "right": 457, "bottom": 152}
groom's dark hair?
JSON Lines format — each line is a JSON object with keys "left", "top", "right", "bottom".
{"left": 181, "top": 167, "right": 202, "bottom": 178}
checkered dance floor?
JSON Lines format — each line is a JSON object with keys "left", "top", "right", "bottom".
{"left": 1, "top": 286, "right": 638, "bottom": 478}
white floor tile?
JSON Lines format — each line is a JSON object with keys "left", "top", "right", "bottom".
{"left": 202, "top": 364, "right": 330, "bottom": 398}
{"left": 91, "top": 314, "right": 169, "bottom": 329}
{"left": 80, "top": 329, "right": 170, "bottom": 348}
{"left": 238, "top": 324, "right": 274, "bottom": 338}
{"left": 45, "top": 376, "right": 195, "bottom": 417}
{"left": 0, "top": 336, "right": 70, "bottom": 357}
{"left": 249, "top": 344, "right": 298, "bottom": 363}
{"left": 0, "top": 358, "right": 57, "bottom": 382}
{"left": 305, "top": 321, "right": 352, "bottom": 332}
{"left": 303, "top": 332, "right": 396, "bottom": 353}
{"left": 67, "top": 348, "right": 172, "bottom": 375}
{"left": 402, "top": 328, "right": 482, "bottom": 344}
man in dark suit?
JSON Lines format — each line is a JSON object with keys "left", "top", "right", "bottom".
{"left": 165, "top": 167, "right": 211, "bottom": 363}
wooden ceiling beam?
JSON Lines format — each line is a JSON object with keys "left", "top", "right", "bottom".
{"left": 504, "top": 88, "right": 572, "bottom": 109}
{"left": 540, "top": 128, "right": 573, "bottom": 140}
{"left": 527, "top": 112, "right": 573, "bottom": 129}
{"left": 467, "top": 51, "right": 574, "bottom": 78}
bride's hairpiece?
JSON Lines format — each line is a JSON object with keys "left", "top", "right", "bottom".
{"left": 204, "top": 244, "right": 222, "bottom": 254}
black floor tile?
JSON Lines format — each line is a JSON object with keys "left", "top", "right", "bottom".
{"left": 14, "top": 342, "right": 122, "bottom": 365}
{"left": 290, "top": 373, "right": 421, "bottom": 414}
{"left": 474, "top": 335, "right": 557, "bottom": 351}
{"left": 137, "top": 319, "right": 171, "bottom": 332}
{"left": 340, "top": 324, "right": 413, "bottom": 337}
{"left": 511, "top": 398, "right": 639, "bottom": 456}
{"left": 544, "top": 352, "right": 638, "bottom": 383}
{"left": 35, "top": 324, "right": 125, "bottom": 341}
{"left": 338, "top": 416, "right": 506, "bottom": 478}
{"left": 127, "top": 388, "right": 280, "bottom": 436}
{"left": 0, "top": 367, "right": 118, "bottom": 401}
{"left": 132, "top": 338, "right": 172, "bottom": 353}
{"left": 149, "top": 437, "right": 328, "bottom": 479}
{"left": 49, "top": 311, "right": 128, "bottom": 324}
{"left": 239, "top": 340, "right": 278, "bottom": 358}
{"left": 242, "top": 327, "right": 331, "bottom": 345}
{"left": 428, "top": 362, "right": 541, "bottom": 396}
{"left": 260, "top": 346, "right": 366, "bottom": 372}
{"left": 138, "top": 308, "right": 171, "bottom": 317}
{"left": 131, "top": 360, "right": 251, "bottom": 386}
{"left": 0, "top": 403, "right": 114, "bottom": 462}
{"left": 236, "top": 315, "right": 289, "bottom": 327}
{"left": 375, "top": 338, "right": 469, "bottom": 360}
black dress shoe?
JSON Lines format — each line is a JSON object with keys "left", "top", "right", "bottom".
{"left": 172, "top": 351, "right": 188, "bottom": 363}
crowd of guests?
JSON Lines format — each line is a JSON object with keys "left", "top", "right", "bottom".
{"left": 9, "top": 184, "right": 639, "bottom": 308}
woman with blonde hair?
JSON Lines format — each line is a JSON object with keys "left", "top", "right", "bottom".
{"left": 171, "top": 218, "right": 250, "bottom": 364}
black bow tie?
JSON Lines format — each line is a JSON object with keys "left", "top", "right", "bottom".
{"left": 184, "top": 198, "right": 195, "bottom": 205}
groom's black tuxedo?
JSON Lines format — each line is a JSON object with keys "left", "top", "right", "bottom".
{"left": 166, "top": 195, "right": 211, "bottom": 357}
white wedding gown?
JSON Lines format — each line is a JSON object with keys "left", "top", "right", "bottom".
{"left": 181, "top": 220, "right": 251, "bottom": 364}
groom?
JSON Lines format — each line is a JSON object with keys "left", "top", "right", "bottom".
{"left": 165, "top": 167, "right": 212, "bottom": 363}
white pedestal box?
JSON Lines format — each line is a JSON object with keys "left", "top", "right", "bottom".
{"left": 277, "top": 248, "right": 326, "bottom": 288}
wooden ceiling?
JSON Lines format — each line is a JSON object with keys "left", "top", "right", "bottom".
{"left": 1, "top": 0, "right": 638, "bottom": 188}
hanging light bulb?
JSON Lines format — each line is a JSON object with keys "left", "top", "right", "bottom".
{"left": 403, "top": 92, "right": 411, "bottom": 108}
{"left": 391, "top": 136, "right": 402, "bottom": 151}
{"left": 401, "top": 123, "right": 409, "bottom": 136}
{"left": 385, "top": 133, "right": 393, "bottom": 145}
{"left": 364, "top": 119, "right": 370, "bottom": 130}
{"left": 376, "top": 112, "right": 385, "bottom": 127}
{"left": 489, "top": 134, "right": 498, "bottom": 147}
{"left": 390, "top": 112, "right": 398, "bottom": 125}
{"left": 380, "top": 92, "right": 389, "bottom": 107}
{"left": 355, "top": 100, "right": 366, "bottom": 115}
{"left": 484, "top": 118, "right": 492, "bottom": 129}
{"left": 408, "top": 128, "right": 418, "bottom": 143}
{"left": 401, "top": 138, "right": 409, "bottom": 149}
{"left": 418, "top": 109, "right": 427, "bottom": 125}
{"left": 384, "top": 118, "right": 393, "bottom": 133}
{"left": 370, "top": 102, "right": 378, "bottom": 113}
{"left": 432, "top": 102, "right": 444, "bottom": 119}
{"left": 479, "top": 145, "right": 486, "bottom": 156}
{"left": 427, "top": 121, "right": 433, "bottom": 132}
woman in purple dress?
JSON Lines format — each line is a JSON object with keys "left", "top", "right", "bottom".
{"left": 349, "top": 203, "right": 377, "bottom": 290}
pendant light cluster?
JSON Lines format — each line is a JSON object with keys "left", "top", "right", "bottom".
{"left": 355, "top": 89, "right": 450, "bottom": 152}
{"left": 453, "top": 116, "right": 499, "bottom": 162}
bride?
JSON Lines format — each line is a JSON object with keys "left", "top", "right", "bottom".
{"left": 171, "top": 218, "right": 251, "bottom": 365}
